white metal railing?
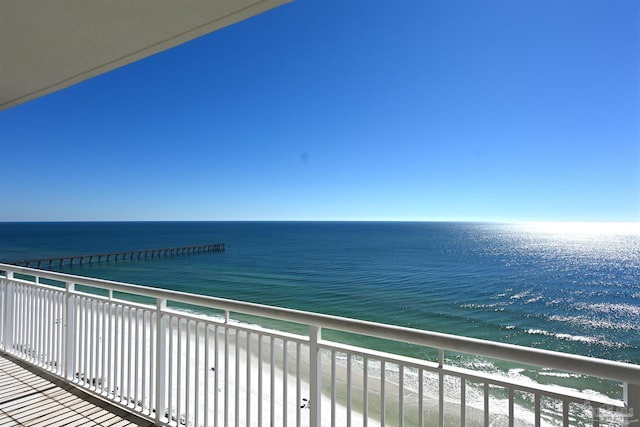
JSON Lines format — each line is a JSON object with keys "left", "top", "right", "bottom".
{"left": 0, "top": 263, "right": 638, "bottom": 427}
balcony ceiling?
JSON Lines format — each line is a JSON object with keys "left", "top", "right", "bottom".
{"left": 0, "top": 0, "right": 291, "bottom": 111}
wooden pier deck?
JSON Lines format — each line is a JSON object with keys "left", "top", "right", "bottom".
{"left": 7, "top": 243, "right": 226, "bottom": 269}
{"left": 0, "top": 353, "right": 153, "bottom": 426}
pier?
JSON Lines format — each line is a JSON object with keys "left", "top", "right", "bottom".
{"left": 7, "top": 243, "right": 225, "bottom": 269}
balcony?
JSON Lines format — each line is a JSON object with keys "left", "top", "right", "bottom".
{"left": 1, "top": 263, "right": 638, "bottom": 426}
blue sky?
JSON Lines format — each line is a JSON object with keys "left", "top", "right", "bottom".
{"left": 1, "top": 0, "right": 638, "bottom": 222}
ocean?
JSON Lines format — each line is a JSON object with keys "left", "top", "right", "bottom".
{"left": 1, "top": 221, "right": 638, "bottom": 405}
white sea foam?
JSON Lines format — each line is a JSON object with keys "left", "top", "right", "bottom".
{"left": 525, "top": 328, "right": 628, "bottom": 349}
{"left": 549, "top": 314, "right": 639, "bottom": 332}
{"left": 511, "top": 290, "right": 532, "bottom": 300}
{"left": 537, "top": 370, "right": 581, "bottom": 379}
{"left": 574, "top": 302, "right": 640, "bottom": 317}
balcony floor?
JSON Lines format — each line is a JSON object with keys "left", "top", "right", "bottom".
{"left": 0, "top": 353, "right": 153, "bottom": 427}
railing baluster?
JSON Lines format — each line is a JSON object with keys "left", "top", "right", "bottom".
{"left": 205, "top": 324, "right": 211, "bottom": 427}
{"left": 258, "top": 333, "right": 263, "bottom": 427}
{"left": 128, "top": 306, "right": 134, "bottom": 405}
{"left": 117, "top": 305, "right": 123, "bottom": 399}
{"left": 119, "top": 305, "right": 126, "bottom": 403}
{"left": 214, "top": 324, "right": 219, "bottom": 427}
{"left": 195, "top": 321, "right": 200, "bottom": 427}
{"left": 418, "top": 368, "right": 424, "bottom": 427}
{"left": 22, "top": 284, "right": 27, "bottom": 356}
{"left": 29, "top": 286, "right": 35, "bottom": 360}
{"left": 42, "top": 289, "right": 48, "bottom": 367}
{"left": 36, "top": 287, "right": 41, "bottom": 362}
{"left": 49, "top": 290, "right": 54, "bottom": 371}
{"left": 3, "top": 273, "right": 14, "bottom": 353}
{"left": 363, "top": 356, "right": 369, "bottom": 427}
{"left": 70, "top": 294, "right": 75, "bottom": 375}
{"left": 154, "top": 303, "right": 165, "bottom": 422}
{"left": 296, "top": 341, "right": 302, "bottom": 427}
{"left": 168, "top": 315, "right": 174, "bottom": 425}
{"left": 55, "top": 290, "right": 61, "bottom": 372}
{"left": 100, "top": 301, "right": 106, "bottom": 394}
{"left": 36, "top": 287, "right": 41, "bottom": 364}
{"left": 56, "top": 292, "right": 62, "bottom": 374}
{"left": 331, "top": 349, "right": 336, "bottom": 427}
{"left": 379, "top": 359, "right": 385, "bottom": 427}
{"left": 283, "top": 339, "right": 288, "bottom": 427}
{"left": 150, "top": 310, "right": 155, "bottom": 413}
{"left": 0, "top": 280, "right": 4, "bottom": 351}
{"left": 562, "top": 400, "right": 569, "bottom": 427}
{"left": 11, "top": 281, "right": 16, "bottom": 353}
{"left": 28, "top": 285, "right": 32, "bottom": 358}
{"left": 71, "top": 294, "right": 77, "bottom": 378}
{"left": 347, "top": 353, "right": 352, "bottom": 427}
{"left": 15, "top": 283, "right": 21, "bottom": 355}
{"left": 535, "top": 394, "right": 541, "bottom": 427}
{"left": 177, "top": 318, "right": 183, "bottom": 426}
{"left": 94, "top": 299, "right": 100, "bottom": 386}
{"left": 24, "top": 285, "right": 30, "bottom": 357}
{"left": 186, "top": 320, "right": 191, "bottom": 427}
{"left": 36, "top": 286, "right": 41, "bottom": 362}
{"left": 41, "top": 287, "right": 46, "bottom": 365}
{"left": 484, "top": 382, "right": 490, "bottom": 427}
{"left": 461, "top": 377, "right": 466, "bottom": 426}
{"left": 26, "top": 285, "right": 32, "bottom": 357}
{"left": 49, "top": 289, "right": 54, "bottom": 369}
{"left": 84, "top": 297, "right": 89, "bottom": 385}
{"left": 399, "top": 363, "right": 404, "bottom": 427}
{"left": 44, "top": 289, "right": 51, "bottom": 368}
{"left": 40, "top": 288, "right": 45, "bottom": 364}
{"left": 224, "top": 325, "right": 229, "bottom": 426}
{"left": 270, "top": 336, "right": 275, "bottom": 427}
{"left": 92, "top": 299, "right": 97, "bottom": 389}
{"left": 24, "top": 285, "right": 29, "bottom": 357}
{"left": 509, "top": 388, "right": 514, "bottom": 427}
{"left": 135, "top": 308, "right": 140, "bottom": 409}
{"left": 246, "top": 331, "right": 252, "bottom": 427}
{"left": 94, "top": 300, "right": 99, "bottom": 390}
{"left": 28, "top": 285, "right": 34, "bottom": 359}
{"left": 235, "top": 329, "right": 240, "bottom": 427}
{"left": 106, "top": 301, "right": 112, "bottom": 396}
{"left": 142, "top": 310, "right": 148, "bottom": 412}
{"left": 438, "top": 349, "right": 444, "bottom": 427}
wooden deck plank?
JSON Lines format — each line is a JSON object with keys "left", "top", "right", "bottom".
{"left": 0, "top": 353, "right": 153, "bottom": 427}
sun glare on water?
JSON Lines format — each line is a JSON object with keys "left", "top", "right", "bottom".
{"left": 517, "top": 221, "right": 640, "bottom": 236}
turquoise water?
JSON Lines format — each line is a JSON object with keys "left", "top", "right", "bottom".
{"left": 1, "top": 221, "right": 639, "bottom": 399}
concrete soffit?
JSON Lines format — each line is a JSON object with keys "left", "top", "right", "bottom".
{"left": 0, "top": 0, "right": 292, "bottom": 111}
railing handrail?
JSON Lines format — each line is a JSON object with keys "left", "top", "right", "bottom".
{"left": 2, "top": 262, "right": 640, "bottom": 385}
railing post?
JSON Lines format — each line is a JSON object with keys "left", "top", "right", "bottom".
{"left": 155, "top": 298, "right": 167, "bottom": 424}
{"left": 4, "top": 271, "right": 15, "bottom": 352}
{"left": 624, "top": 382, "right": 640, "bottom": 426}
{"left": 309, "top": 325, "right": 322, "bottom": 427}
{"left": 64, "top": 281, "right": 75, "bottom": 381}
